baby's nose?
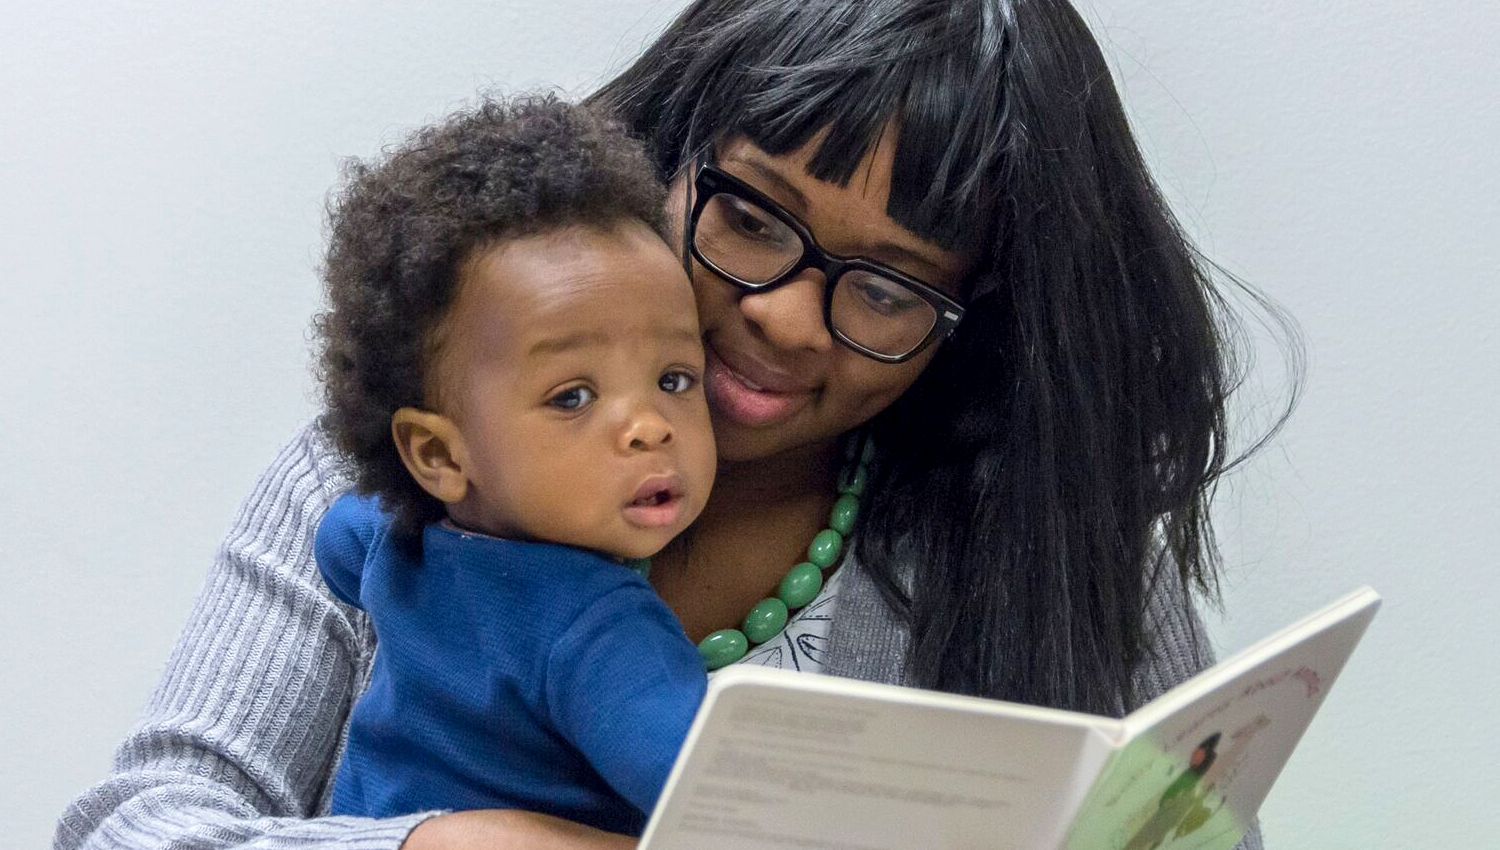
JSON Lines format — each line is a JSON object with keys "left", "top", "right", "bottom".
{"left": 620, "top": 408, "right": 674, "bottom": 452}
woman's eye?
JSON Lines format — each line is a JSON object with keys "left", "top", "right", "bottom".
{"left": 548, "top": 386, "right": 595, "bottom": 411}
{"left": 659, "top": 371, "right": 696, "bottom": 393}
{"left": 854, "top": 279, "right": 920, "bottom": 315}
{"left": 726, "top": 199, "right": 782, "bottom": 243}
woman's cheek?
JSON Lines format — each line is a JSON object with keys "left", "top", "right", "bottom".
{"left": 834, "top": 353, "right": 934, "bottom": 423}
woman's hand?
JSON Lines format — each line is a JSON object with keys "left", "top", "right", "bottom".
{"left": 401, "top": 809, "right": 638, "bottom": 850}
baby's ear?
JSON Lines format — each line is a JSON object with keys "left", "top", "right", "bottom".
{"left": 391, "top": 408, "right": 469, "bottom": 504}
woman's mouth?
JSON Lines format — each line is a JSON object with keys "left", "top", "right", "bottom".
{"left": 704, "top": 344, "right": 816, "bottom": 428}
{"left": 622, "top": 474, "right": 686, "bottom": 529}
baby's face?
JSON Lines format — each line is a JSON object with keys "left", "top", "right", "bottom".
{"left": 436, "top": 221, "right": 715, "bottom": 559}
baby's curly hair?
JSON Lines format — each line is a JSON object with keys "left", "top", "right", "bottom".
{"left": 314, "top": 94, "right": 670, "bottom": 536}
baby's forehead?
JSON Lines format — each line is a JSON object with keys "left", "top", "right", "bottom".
{"left": 452, "top": 226, "right": 698, "bottom": 357}
{"left": 479, "top": 248, "right": 691, "bottom": 323}
{"left": 520, "top": 320, "right": 702, "bottom": 364}
{"left": 468, "top": 222, "right": 685, "bottom": 296}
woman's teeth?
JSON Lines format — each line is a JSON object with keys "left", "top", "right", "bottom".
{"left": 730, "top": 368, "right": 766, "bottom": 392}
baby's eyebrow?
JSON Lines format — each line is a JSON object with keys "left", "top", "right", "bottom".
{"left": 527, "top": 330, "right": 610, "bottom": 357}
{"left": 663, "top": 326, "right": 701, "bottom": 346}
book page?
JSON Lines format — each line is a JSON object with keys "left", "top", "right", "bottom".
{"left": 640, "top": 667, "right": 1119, "bottom": 850}
{"left": 1060, "top": 587, "right": 1380, "bottom": 850}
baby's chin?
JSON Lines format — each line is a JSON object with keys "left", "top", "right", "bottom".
{"left": 457, "top": 497, "right": 691, "bottom": 560}
{"left": 596, "top": 524, "right": 687, "bottom": 563}
{"left": 442, "top": 516, "right": 675, "bottom": 564}
{"left": 606, "top": 488, "right": 701, "bottom": 560}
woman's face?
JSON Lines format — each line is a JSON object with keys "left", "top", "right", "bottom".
{"left": 667, "top": 130, "right": 974, "bottom": 463}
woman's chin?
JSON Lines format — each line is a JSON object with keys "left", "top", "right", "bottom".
{"left": 707, "top": 413, "right": 840, "bottom": 467}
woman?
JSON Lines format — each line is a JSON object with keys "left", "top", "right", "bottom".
{"left": 55, "top": 1, "right": 1281, "bottom": 848}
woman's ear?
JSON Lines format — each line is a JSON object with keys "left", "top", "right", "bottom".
{"left": 391, "top": 408, "right": 470, "bottom": 505}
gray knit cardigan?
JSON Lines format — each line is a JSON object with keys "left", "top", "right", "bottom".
{"left": 54, "top": 424, "right": 1263, "bottom": 850}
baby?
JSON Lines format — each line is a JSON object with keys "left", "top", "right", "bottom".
{"left": 311, "top": 96, "right": 716, "bottom": 834}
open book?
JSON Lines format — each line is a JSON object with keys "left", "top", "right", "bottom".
{"left": 639, "top": 587, "right": 1380, "bottom": 850}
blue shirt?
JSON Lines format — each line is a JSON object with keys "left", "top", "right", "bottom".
{"left": 314, "top": 494, "right": 706, "bottom": 834}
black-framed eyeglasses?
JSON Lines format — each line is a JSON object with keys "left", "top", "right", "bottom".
{"left": 687, "top": 162, "right": 966, "bottom": 364}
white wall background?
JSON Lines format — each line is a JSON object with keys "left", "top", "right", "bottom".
{"left": 1, "top": 1, "right": 1493, "bottom": 848}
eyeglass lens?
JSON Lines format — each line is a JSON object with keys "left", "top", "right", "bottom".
{"left": 695, "top": 192, "right": 939, "bottom": 358}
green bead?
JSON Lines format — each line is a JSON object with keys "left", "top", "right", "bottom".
{"left": 742, "top": 598, "right": 790, "bottom": 644}
{"left": 624, "top": 557, "right": 651, "bottom": 578}
{"left": 807, "top": 529, "right": 843, "bottom": 568}
{"left": 778, "top": 561, "right": 824, "bottom": 609}
{"left": 699, "top": 629, "right": 748, "bottom": 670}
{"left": 828, "top": 493, "right": 860, "bottom": 536}
{"left": 860, "top": 438, "right": 876, "bottom": 465}
{"left": 838, "top": 463, "right": 867, "bottom": 497}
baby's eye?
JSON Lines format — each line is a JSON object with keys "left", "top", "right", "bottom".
{"left": 659, "top": 371, "right": 696, "bottom": 394}
{"left": 548, "top": 386, "right": 596, "bottom": 411}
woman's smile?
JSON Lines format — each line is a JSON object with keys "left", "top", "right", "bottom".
{"left": 703, "top": 340, "right": 819, "bottom": 428}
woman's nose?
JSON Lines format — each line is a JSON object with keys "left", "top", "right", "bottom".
{"left": 619, "top": 405, "right": 674, "bottom": 452}
{"left": 737, "top": 270, "right": 834, "bottom": 354}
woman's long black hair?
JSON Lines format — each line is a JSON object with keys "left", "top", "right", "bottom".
{"left": 590, "top": 0, "right": 1300, "bottom": 715}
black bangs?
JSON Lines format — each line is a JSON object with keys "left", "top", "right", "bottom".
{"left": 660, "top": 0, "right": 1016, "bottom": 258}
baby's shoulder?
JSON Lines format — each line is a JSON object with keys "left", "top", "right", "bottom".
{"left": 312, "top": 492, "right": 392, "bottom": 607}
{"left": 318, "top": 492, "right": 387, "bottom": 548}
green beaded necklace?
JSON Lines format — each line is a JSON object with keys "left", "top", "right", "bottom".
{"left": 627, "top": 434, "right": 874, "bottom": 671}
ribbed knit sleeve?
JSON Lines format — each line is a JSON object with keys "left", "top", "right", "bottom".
{"left": 53, "top": 423, "right": 443, "bottom": 850}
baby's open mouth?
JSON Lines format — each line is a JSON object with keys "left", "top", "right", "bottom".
{"left": 631, "top": 489, "right": 675, "bottom": 507}
{"left": 623, "top": 475, "right": 685, "bottom": 529}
